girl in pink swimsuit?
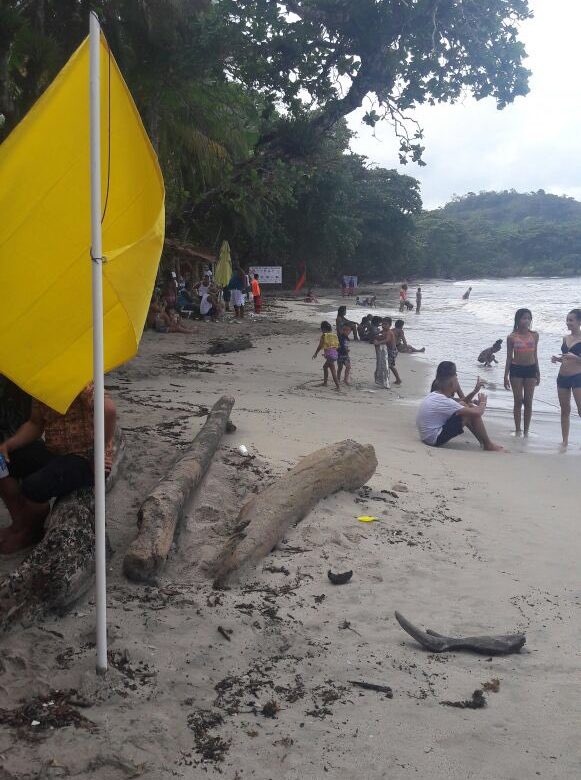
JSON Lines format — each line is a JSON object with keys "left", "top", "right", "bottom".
{"left": 504, "top": 308, "right": 539, "bottom": 436}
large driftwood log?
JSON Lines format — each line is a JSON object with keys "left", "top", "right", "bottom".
{"left": 395, "top": 611, "right": 526, "bottom": 655}
{"left": 207, "top": 336, "right": 252, "bottom": 355}
{"left": 213, "top": 439, "right": 377, "bottom": 587}
{"left": 0, "top": 431, "right": 124, "bottom": 634}
{"left": 123, "top": 395, "right": 234, "bottom": 583}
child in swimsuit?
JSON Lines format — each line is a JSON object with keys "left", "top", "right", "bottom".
{"left": 504, "top": 308, "right": 539, "bottom": 436}
{"left": 551, "top": 308, "right": 581, "bottom": 447}
{"left": 313, "top": 321, "right": 341, "bottom": 391}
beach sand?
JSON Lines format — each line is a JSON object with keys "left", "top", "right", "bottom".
{"left": 1, "top": 297, "right": 579, "bottom": 779}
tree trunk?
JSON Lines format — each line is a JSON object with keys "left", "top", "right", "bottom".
{"left": 0, "top": 431, "right": 124, "bottom": 634}
{"left": 213, "top": 439, "right": 377, "bottom": 587}
{"left": 123, "top": 395, "right": 235, "bottom": 583}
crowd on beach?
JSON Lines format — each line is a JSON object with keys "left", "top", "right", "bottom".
{"left": 146, "top": 265, "right": 264, "bottom": 333}
{"left": 1, "top": 278, "right": 580, "bottom": 559}
{"left": 313, "top": 283, "right": 581, "bottom": 454}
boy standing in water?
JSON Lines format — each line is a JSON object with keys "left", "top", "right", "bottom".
{"left": 416, "top": 287, "right": 422, "bottom": 314}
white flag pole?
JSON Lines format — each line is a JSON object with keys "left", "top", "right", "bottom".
{"left": 89, "top": 10, "right": 108, "bottom": 675}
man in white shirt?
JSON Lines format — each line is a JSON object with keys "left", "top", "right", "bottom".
{"left": 416, "top": 361, "right": 502, "bottom": 451}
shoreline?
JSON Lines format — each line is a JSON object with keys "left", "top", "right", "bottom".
{"left": 1, "top": 299, "right": 580, "bottom": 779}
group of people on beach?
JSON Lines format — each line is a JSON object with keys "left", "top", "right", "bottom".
{"left": 312, "top": 287, "right": 581, "bottom": 451}
{"left": 147, "top": 266, "right": 264, "bottom": 331}
{"left": 418, "top": 306, "right": 581, "bottom": 451}
{"left": 313, "top": 305, "right": 425, "bottom": 392}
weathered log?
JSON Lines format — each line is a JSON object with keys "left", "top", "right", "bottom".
{"left": 213, "top": 439, "right": 377, "bottom": 587}
{"left": 394, "top": 611, "right": 526, "bottom": 655}
{"left": 0, "top": 431, "right": 124, "bottom": 633}
{"left": 207, "top": 336, "right": 252, "bottom": 355}
{"left": 123, "top": 395, "right": 235, "bottom": 583}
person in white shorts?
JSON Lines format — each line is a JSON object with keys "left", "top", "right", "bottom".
{"left": 228, "top": 267, "right": 246, "bottom": 319}
{"left": 416, "top": 361, "right": 502, "bottom": 451}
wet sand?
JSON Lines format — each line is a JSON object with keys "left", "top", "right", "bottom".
{"left": 1, "top": 297, "right": 580, "bottom": 779}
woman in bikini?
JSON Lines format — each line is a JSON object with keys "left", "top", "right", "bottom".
{"left": 551, "top": 308, "right": 581, "bottom": 448}
{"left": 504, "top": 308, "right": 539, "bottom": 437}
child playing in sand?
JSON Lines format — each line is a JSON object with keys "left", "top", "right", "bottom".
{"left": 478, "top": 339, "right": 503, "bottom": 366}
{"left": 337, "top": 324, "right": 352, "bottom": 385}
{"left": 313, "top": 321, "right": 341, "bottom": 391}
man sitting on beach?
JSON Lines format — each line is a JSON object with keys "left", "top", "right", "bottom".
{"left": 0, "top": 385, "right": 116, "bottom": 553}
{"left": 416, "top": 361, "right": 502, "bottom": 451}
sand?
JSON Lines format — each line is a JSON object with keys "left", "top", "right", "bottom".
{"left": 1, "top": 296, "right": 580, "bottom": 779}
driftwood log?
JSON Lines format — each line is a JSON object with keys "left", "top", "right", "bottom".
{"left": 213, "top": 439, "right": 377, "bottom": 587}
{"left": 395, "top": 611, "right": 526, "bottom": 655}
{"left": 207, "top": 336, "right": 252, "bottom": 355}
{"left": 123, "top": 395, "right": 234, "bottom": 583}
{"left": 0, "top": 431, "right": 124, "bottom": 634}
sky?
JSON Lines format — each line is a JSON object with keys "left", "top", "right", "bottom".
{"left": 348, "top": 0, "right": 581, "bottom": 209}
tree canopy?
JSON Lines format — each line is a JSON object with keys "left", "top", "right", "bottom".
{"left": 0, "top": 0, "right": 535, "bottom": 282}
{"left": 411, "top": 191, "right": 581, "bottom": 279}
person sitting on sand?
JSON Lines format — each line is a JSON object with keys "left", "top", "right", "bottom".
{"left": 336, "top": 305, "right": 359, "bottom": 341}
{"left": 313, "top": 321, "right": 341, "bottom": 391}
{"left": 337, "top": 324, "right": 352, "bottom": 386}
{"left": 200, "top": 289, "right": 222, "bottom": 321}
{"left": 304, "top": 289, "right": 319, "bottom": 303}
{"left": 357, "top": 315, "right": 372, "bottom": 341}
{"left": 478, "top": 339, "right": 503, "bottom": 367}
{"left": 0, "top": 384, "right": 117, "bottom": 553}
{"left": 159, "top": 305, "right": 192, "bottom": 334}
{"left": 416, "top": 361, "right": 502, "bottom": 451}
{"left": 394, "top": 320, "right": 425, "bottom": 354}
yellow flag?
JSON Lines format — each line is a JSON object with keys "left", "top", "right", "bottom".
{"left": 0, "top": 36, "right": 165, "bottom": 412}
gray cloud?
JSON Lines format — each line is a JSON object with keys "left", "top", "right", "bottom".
{"left": 348, "top": 0, "right": 581, "bottom": 208}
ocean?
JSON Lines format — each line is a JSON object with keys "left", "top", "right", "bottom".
{"left": 326, "top": 277, "right": 581, "bottom": 451}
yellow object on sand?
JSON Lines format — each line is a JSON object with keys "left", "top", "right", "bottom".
{"left": 0, "top": 35, "right": 165, "bottom": 413}
{"left": 214, "top": 240, "right": 233, "bottom": 288}
{"left": 358, "top": 515, "right": 379, "bottom": 523}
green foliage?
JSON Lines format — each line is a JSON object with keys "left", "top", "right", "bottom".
{"left": 411, "top": 191, "right": 581, "bottom": 278}
{"left": 0, "top": 1, "right": 535, "bottom": 283}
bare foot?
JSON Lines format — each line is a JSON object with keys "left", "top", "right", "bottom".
{"left": 318, "top": 382, "right": 328, "bottom": 387}
{"left": 334, "top": 386, "right": 341, "bottom": 392}
{"left": 344, "top": 380, "right": 351, "bottom": 386}
{"left": 420, "top": 347, "right": 426, "bottom": 352}
{"left": 484, "top": 443, "right": 505, "bottom": 452}
{"left": 394, "top": 380, "right": 402, "bottom": 386}
{"left": 0, "top": 524, "right": 44, "bottom": 555}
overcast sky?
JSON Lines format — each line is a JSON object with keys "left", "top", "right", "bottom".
{"left": 348, "top": 0, "right": 581, "bottom": 209}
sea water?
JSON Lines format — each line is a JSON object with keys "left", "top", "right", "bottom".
{"left": 326, "top": 277, "right": 581, "bottom": 451}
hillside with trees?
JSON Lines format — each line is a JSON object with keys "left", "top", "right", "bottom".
{"left": 0, "top": 1, "right": 534, "bottom": 283}
{"left": 411, "top": 190, "right": 581, "bottom": 279}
